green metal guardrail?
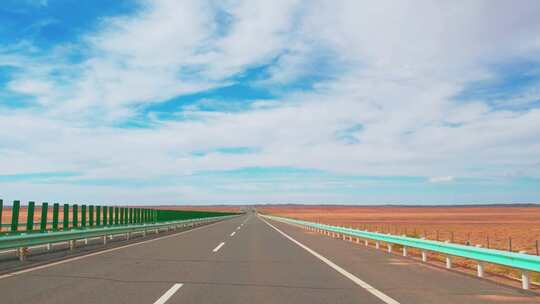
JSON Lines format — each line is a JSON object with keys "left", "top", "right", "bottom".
{"left": 0, "top": 215, "right": 236, "bottom": 251}
{"left": 0, "top": 198, "right": 241, "bottom": 262}
{"left": 262, "top": 215, "right": 540, "bottom": 290}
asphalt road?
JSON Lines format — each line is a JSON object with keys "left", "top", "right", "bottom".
{"left": 0, "top": 213, "right": 538, "bottom": 303}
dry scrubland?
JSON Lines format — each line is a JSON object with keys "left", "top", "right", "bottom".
{"left": 259, "top": 205, "right": 540, "bottom": 285}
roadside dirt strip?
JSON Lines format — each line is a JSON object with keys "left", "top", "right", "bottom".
{"left": 0, "top": 213, "right": 538, "bottom": 303}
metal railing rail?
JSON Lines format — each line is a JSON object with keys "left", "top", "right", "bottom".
{"left": 0, "top": 215, "right": 238, "bottom": 260}
{"left": 262, "top": 215, "right": 540, "bottom": 290}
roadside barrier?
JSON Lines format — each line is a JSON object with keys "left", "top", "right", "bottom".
{"left": 0, "top": 199, "right": 239, "bottom": 235}
{"left": 0, "top": 215, "right": 238, "bottom": 261}
{"left": 0, "top": 198, "right": 241, "bottom": 261}
{"left": 262, "top": 215, "right": 540, "bottom": 290}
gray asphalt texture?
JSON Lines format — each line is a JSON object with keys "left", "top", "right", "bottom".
{"left": 0, "top": 213, "right": 538, "bottom": 304}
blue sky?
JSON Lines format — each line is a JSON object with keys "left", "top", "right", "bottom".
{"left": 0, "top": 1, "right": 539, "bottom": 205}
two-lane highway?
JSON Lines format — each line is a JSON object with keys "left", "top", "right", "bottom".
{"left": 0, "top": 214, "right": 538, "bottom": 303}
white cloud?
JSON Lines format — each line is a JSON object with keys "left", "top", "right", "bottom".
{"left": 1, "top": 1, "right": 540, "bottom": 202}
{"left": 428, "top": 176, "right": 455, "bottom": 183}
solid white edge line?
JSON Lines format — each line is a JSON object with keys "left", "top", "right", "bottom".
{"left": 0, "top": 218, "right": 236, "bottom": 281}
{"left": 230, "top": 231, "right": 236, "bottom": 237}
{"left": 213, "top": 242, "right": 226, "bottom": 253}
{"left": 260, "top": 216, "right": 400, "bottom": 304}
{"left": 153, "top": 283, "right": 183, "bottom": 304}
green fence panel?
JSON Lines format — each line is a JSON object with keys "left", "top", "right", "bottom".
{"left": 72, "top": 204, "right": 78, "bottom": 229}
{"left": 109, "top": 207, "right": 113, "bottom": 226}
{"left": 40, "top": 202, "right": 48, "bottom": 232}
{"left": 52, "top": 203, "right": 59, "bottom": 231}
{"left": 63, "top": 204, "right": 69, "bottom": 230}
{"left": 11, "top": 200, "right": 20, "bottom": 232}
{"left": 96, "top": 206, "right": 101, "bottom": 226}
{"left": 26, "top": 201, "right": 35, "bottom": 232}
{"left": 120, "top": 207, "right": 124, "bottom": 225}
{"left": 102, "top": 206, "right": 107, "bottom": 226}
{"left": 114, "top": 207, "right": 119, "bottom": 226}
{"left": 0, "top": 199, "right": 3, "bottom": 232}
{"left": 89, "top": 205, "right": 94, "bottom": 226}
{"left": 129, "top": 208, "right": 133, "bottom": 224}
{"left": 81, "top": 205, "right": 87, "bottom": 228}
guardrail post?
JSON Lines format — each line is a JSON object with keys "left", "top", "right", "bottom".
{"left": 387, "top": 244, "right": 392, "bottom": 253}
{"left": 69, "top": 240, "right": 75, "bottom": 251}
{"left": 375, "top": 241, "right": 380, "bottom": 249}
{"left": 477, "top": 262, "right": 484, "bottom": 277}
{"left": 421, "top": 250, "right": 427, "bottom": 262}
{"left": 17, "top": 247, "right": 28, "bottom": 261}
{"left": 11, "top": 200, "right": 20, "bottom": 232}
{"left": 521, "top": 270, "right": 530, "bottom": 290}
{"left": 26, "top": 201, "right": 35, "bottom": 232}
{"left": 103, "top": 234, "right": 107, "bottom": 245}
{"left": 445, "top": 256, "right": 452, "bottom": 269}
{"left": 365, "top": 239, "right": 368, "bottom": 246}
{"left": 403, "top": 246, "right": 408, "bottom": 257}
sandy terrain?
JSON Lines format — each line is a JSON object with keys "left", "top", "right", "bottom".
{"left": 258, "top": 205, "right": 540, "bottom": 283}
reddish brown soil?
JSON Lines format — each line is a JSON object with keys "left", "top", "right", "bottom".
{"left": 259, "top": 205, "right": 540, "bottom": 284}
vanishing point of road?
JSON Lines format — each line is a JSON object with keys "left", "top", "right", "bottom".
{"left": 0, "top": 214, "right": 538, "bottom": 304}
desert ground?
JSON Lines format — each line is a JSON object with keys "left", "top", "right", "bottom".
{"left": 258, "top": 205, "right": 540, "bottom": 283}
